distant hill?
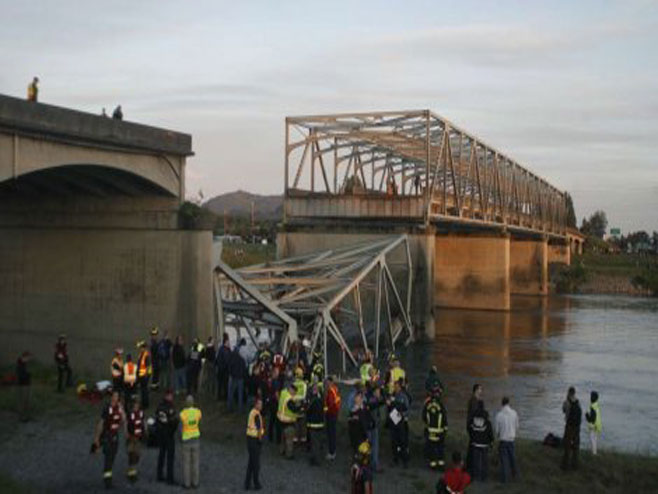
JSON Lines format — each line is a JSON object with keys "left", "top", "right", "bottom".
{"left": 202, "top": 190, "right": 283, "bottom": 220}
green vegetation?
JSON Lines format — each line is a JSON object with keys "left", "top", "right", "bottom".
{"left": 179, "top": 200, "right": 217, "bottom": 230}
{"left": 221, "top": 243, "right": 276, "bottom": 268}
{"left": 554, "top": 262, "right": 588, "bottom": 293}
{"left": 632, "top": 261, "right": 658, "bottom": 296}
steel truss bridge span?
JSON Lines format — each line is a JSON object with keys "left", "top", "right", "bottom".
{"left": 214, "top": 236, "right": 414, "bottom": 374}
{"left": 285, "top": 110, "right": 567, "bottom": 236}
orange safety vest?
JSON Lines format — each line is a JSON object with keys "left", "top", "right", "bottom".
{"left": 138, "top": 350, "right": 151, "bottom": 378}
{"left": 124, "top": 362, "right": 137, "bottom": 385}
{"left": 111, "top": 356, "right": 123, "bottom": 378}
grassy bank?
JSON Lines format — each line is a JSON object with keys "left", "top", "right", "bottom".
{"left": 1, "top": 370, "right": 657, "bottom": 493}
{"left": 221, "top": 243, "right": 276, "bottom": 268}
{"left": 563, "top": 253, "right": 653, "bottom": 295}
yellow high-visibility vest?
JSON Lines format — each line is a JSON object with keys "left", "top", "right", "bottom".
{"left": 360, "top": 363, "right": 373, "bottom": 384}
{"left": 388, "top": 367, "right": 406, "bottom": 394}
{"left": 588, "top": 402, "right": 602, "bottom": 433}
{"left": 277, "top": 389, "right": 297, "bottom": 424}
{"left": 246, "top": 408, "right": 265, "bottom": 438}
{"left": 180, "top": 407, "right": 202, "bottom": 441}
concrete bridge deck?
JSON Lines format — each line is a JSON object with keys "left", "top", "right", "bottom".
{"left": 0, "top": 94, "right": 211, "bottom": 369}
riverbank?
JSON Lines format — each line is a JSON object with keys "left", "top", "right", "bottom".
{"left": 0, "top": 375, "right": 656, "bottom": 493}
{"left": 560, "top": 253, "right": 653, "bottom": 296}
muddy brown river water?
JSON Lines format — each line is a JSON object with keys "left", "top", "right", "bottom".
{"left": 398, "top": 295, "right": 658, "bottom": 455}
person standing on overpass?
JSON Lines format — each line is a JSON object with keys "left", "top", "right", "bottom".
{"left": 27, "top": 77, "right": 39, "bottom": 101}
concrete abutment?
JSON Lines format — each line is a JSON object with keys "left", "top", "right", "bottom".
{"left": 509, "top": 238, "right": 549, "bottom": 296}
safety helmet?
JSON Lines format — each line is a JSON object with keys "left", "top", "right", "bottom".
{"left": 294, "top": 367, "right": 304, "bottom": 378}
{"left": 150, "top": 327, "right": 159, "bottom": 336}
{"left": 358, "top": 440, "right": 371, "bottom": 456}
{"left": 76, "top": 383, "right": 87, "bottom": 395}
{"left": 136, "top": 340, "right": 146, "bottom": 348}
{"left": 115, "top": 347, "right": 123, "bottom": 355}
{"left": 388, "top": 353, "right": 397, "bottom": 363}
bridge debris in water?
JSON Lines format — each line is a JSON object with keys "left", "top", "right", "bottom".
{"left": 215, "top": 235, "right": 414, "bottom": 373}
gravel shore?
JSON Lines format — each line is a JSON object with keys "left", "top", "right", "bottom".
{"left": 0, "top": 389, "right": 454, "bottom": 494}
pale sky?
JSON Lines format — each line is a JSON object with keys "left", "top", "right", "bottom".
{"left": 2, "top": 0, "right": 657, "bottom": 232}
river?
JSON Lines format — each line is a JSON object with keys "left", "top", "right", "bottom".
{"left": 398, "top": 295, "right": 658, "bottom": 455}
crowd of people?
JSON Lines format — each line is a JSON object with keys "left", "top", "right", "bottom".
{"left": 13, "top": 329, "right": 605, "bottom": 493}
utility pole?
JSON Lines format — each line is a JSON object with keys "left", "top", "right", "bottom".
{"left": 251, "top": 201, "right": 255, "bottom": 243}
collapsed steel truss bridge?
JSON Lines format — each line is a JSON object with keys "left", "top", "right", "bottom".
{"left": 215, "top": 236, "right": 414, "bottom": 373}
{"left": 284, "top": 110, "right": 567, "bottom": 235}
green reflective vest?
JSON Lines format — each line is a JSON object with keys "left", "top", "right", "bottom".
{"left": 277, "top": 389, "right": 297, "bottom": 424}
{"left": 387, "top": 367, "right": 406, "bottom": 394}
{"left": 360, "top": 363, "right": 373, "bottom": 384}
{"left": 588, "top": 402, "right": 602, "bottom": 433}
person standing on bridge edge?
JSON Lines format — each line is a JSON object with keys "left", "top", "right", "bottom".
{"left": 54, "top": 334, "right": 72, "bottom": 393}
{"left": 112, "top": 105, "right": 123, "bottom": 120}
{"left": 27, "top": 76, "right": 39, "bottom": 102}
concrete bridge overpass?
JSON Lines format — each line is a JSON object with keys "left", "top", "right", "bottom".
{"left": 278, "top": 110, "right": 574, "bottom": 339}
{"left": 0, "top": 94, "right": 212, "bottom": 368}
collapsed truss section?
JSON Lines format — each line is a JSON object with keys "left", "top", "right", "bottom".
{"left": 214, "top": 235, "right": 414, "bottom": 373}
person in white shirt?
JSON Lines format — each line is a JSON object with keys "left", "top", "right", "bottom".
{"left": 494, "top": 396, "right": 519, "bottom": 483}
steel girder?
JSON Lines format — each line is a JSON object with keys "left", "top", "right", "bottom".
{"left": 284, "top": 110, "right": 567, "bottom": 235}
{"left": 214, "top": 235, "right": 414, "bottom": 374}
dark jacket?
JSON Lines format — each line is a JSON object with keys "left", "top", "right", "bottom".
{"left": 348, "top": 406, "right": 372, "bottom": 449}
{"left": 216, "top": 344, "right": 231, "bottom": 373}
{"left": 365, "top": 390, "right": 386, "bottom": 425}
{"left": 468, "top": 408, "right": 493, "bottom": 448}
{"left": 229, "top": 347, "right": 247, "bottom": 379}
{"left": 566, "top": 399, "right": 582, "bottom": 429}
{"left": 16, "top": 357, "right": 30, "bottom": 386}
{"left": 306, "top": 391, "right": 325, "bottom": 427}
{"left": 156, "top": 399, "right": 179, "bottom": 439}
{"left": 172, "top": 343, "right": 186, "bottom": 370}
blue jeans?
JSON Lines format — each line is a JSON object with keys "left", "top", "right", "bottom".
{"left": 368, "top": 427, "right": 379, "bottom": 470}
{"left": 499, "top": 441, "right": 517, "bottom": 483}
{"left": 174, "top": 367, "right": 186, "bottom": 394}
{"left": 228, "top": 377, "right": 244, "bottom": 412}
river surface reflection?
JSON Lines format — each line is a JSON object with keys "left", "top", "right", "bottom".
{"left": 399, "top": 295, "right": 658, "bottom": 455}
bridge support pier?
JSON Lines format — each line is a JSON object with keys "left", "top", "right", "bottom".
{"left": 548, "top": 239, "right": 571, "bottom": 266}
{"left": 0, "top": 227, "right": 213, "bottom": 369}
{"left": 509, "top": 238, "right": 548, "bottom": 296}
{"left": 434, "top": 234, "right": 510, "bottom": 311}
